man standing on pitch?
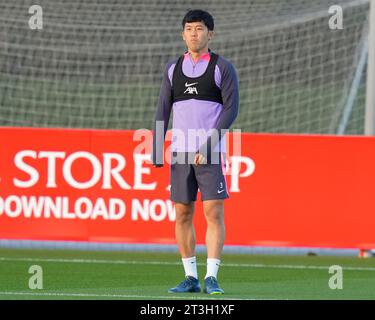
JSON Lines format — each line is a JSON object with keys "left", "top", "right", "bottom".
{"left": 152, "top": 9, "right": 239, "bottom": 294}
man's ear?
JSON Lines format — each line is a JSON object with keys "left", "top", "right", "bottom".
{"left": 208, "top": 30, "right": 214, "bottom": 40}
{"left": 181, "top": 31, "right": 185, "bottom": 41}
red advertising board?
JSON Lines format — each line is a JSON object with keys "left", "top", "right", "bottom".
{"left": 0, "top": 127, "right": 374, "bottom": 249}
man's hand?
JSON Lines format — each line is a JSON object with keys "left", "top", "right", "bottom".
{"left": 194, "top": 153, "right": 206, "bottom": 166}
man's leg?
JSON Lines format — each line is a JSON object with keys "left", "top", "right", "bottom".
{"left": 168, "top": 201, "right": 201, "bottom": 293}
{"left": 175, "top": 201, "right": 196, "bottom": 258}
{"left": 203, "top": 199, "right": 225, "bottom": 260}
{"left": 203, "top": 199, "right": 225, "bottom": 294}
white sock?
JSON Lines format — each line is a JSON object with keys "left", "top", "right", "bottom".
{"left": 205, "top": 258, "right": 221, "bottom": 279}
{"left": 182, "top": 256, "right": 198, "bottom": 279}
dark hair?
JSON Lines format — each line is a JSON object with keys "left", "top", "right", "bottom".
{"left": 182, "top": 9, "right": 214, "bottom": 31}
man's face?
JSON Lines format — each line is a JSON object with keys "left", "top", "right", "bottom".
{"left": 182, "top": 21, "right": 213, "bottom": 53}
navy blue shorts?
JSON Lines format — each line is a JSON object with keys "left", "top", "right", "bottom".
{"left": 170, "top": 152, "right": 229, "bottom": 203}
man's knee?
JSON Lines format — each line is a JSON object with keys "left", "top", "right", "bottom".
{"left": 175, "top": 202, "right": 195, "bottom": 223}
{"left": 203, "top": 200, "right": 224, "bottom": 223}
{"left": 205, "top": 212, "right": 224, "bottom": 225}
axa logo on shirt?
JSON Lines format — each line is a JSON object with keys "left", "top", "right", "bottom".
{"left": 184, "top": 81, "right": 198, "bottom": 95}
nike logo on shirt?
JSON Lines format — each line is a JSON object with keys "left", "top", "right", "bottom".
{"left": 185, "top": 82, "right": 198, "bottom": 87}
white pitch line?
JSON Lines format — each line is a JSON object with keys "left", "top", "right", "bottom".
{"left": 1, "top": 257, "right": 375, "bottom": 271}
{"left": 0, "top": 257, "right": 180, "bottom": 266}
{"left": 0, "top": 291, "right": 254, "bottom": 300}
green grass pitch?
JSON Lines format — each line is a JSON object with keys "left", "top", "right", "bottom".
{"left": 0, "top": 248, "right": 374, "bottom": 300}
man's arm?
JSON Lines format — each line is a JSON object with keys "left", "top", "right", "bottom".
{"left": 197, "top": 59, "right": 239, "bottom": 162}
{"left": 152, "top": 62, "right": 174, "bottom": 167}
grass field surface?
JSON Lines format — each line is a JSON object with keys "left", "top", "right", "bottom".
{"left": 0, "top": 248, "right": 374, "bottom": 300}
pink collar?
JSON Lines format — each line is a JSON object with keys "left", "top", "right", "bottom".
{"left": 184, "top": 51, "right": 211, "bottom": 63}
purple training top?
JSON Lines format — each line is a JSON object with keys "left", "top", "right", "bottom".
{"left": 152, "top": 51, "right": 239, "bottom": 165}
